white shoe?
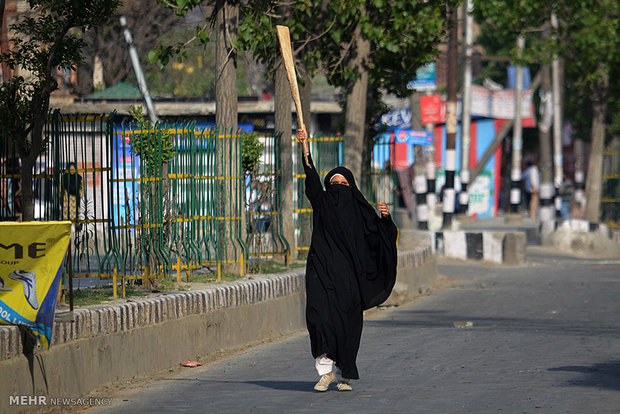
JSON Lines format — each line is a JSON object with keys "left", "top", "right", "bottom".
{"left": 337, "top": 381, "right": 352, "bottom": 391}
{"left": 314, "top": 372, "right": 335, "bottom": 392}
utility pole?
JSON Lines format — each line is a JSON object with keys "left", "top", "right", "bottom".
{"left": 442, "top": 6, "right": 458, "bottom": 229}
{"left": 410, "top": 92, "right": 428, "bottom": 229}
{"left": 551, "top": 12, "right": 564, "bottom": 218}
{"left": 509, "top": 35, "right": 524, "bottom": 217}
{"left": 120, "top": 16, "right": 158, "bottom": 124}
{"left": 459, "top": 0, "right": 474, "bottom": 216}
{"left": 425, "top": 106, "right": 437, "bottom": 218}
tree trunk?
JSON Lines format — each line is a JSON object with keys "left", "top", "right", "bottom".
{"left": 215, "top": 1, "right": 238, "bottom": 131}
{"left": 584, "top": 71, "right": 608, "bottom": 223}
{"left": 18, "top": 155, "right": 34, "bottom": 222}
{"left": 0, "top": 0, "right": 6, "bottom": 42}
{"left": 215, "top": 1, "right": 240, "bottom": 270}
{"left": 275, "top": 58, "right": 294, "bottom": 261}
{"left": 344, "top": 25, "right": 370, "bottom": 181}
{"left": 18, "top": 98, "right": 46, "bottom": 222}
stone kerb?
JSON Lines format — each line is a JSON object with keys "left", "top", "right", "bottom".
{"left": 0, "top": 271, "right": 305, "bottom": 362}
{"left": 431, "top": 230, "right": 526, "bottom": 264}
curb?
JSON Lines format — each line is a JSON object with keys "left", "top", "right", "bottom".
{"left": 432, "top": 230, "right": 526, "bottom": 264}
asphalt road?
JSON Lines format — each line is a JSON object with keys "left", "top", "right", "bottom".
{"left": 90, "top": 249, "right": 620, "bottom": 414}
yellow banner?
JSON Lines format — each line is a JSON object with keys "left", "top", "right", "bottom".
{"left": 0, "top": 222, "right": 71, "bottom": 349}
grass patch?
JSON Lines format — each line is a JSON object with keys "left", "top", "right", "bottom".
{"left": 188, "top": 271, "right": 243, "bottom": 283}
{"left": 187, "top": 272, "right": 218, "bottom": 283}
{"left": 71, "top": 285, "right": 150, "bottom": 307}
{"left": 153, "top": 278, "right": 190, "bottom": 292}
{"left": 248, "top": 259, "right": 306, "bottom": 274}
{"left": 67, "top": 260, "right": 308, "bottom": 307}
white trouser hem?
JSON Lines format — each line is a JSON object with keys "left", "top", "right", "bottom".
{"left": 315, "top": 354, "right": 349, "bottom": 382}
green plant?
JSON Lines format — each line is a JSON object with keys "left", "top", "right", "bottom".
{"left": 127, "top": 105, "right": 176, "bottom": 176}
{"left": 241, "top": 131, "right": 264, "bottom": 174}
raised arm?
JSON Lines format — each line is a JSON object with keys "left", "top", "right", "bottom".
{"left": 296, "top": 127, "right": 311, "bottom": 167}
{"left": 296, "top": 128, "right": 323, "bottom": 206}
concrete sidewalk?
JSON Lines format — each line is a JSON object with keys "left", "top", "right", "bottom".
{"left": 89, "top": 251, "right": 620, "bottom": 414}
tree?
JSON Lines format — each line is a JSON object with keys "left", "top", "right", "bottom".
{"left": 0, "top": 0, "right": 119, "bottom": 221}
{"left": 314, "top": 0, "right": 451, "bottom": 179}
{"left": 476, "top": 0, "right": 620, "bottom": 223}
{"left": 75, "top": 0, "right": 178, "bottom": 95}
{"left": 239, "top": 0, "right": 451, "bottom": 179}
{"left": 555, "top": 0, "right": 620, "bottom": 223}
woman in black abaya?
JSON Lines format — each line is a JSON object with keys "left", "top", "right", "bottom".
{"left": 296, "top": 128, "right": 398, "bottom": 392}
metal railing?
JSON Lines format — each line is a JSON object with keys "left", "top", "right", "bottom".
{"left": 2, "top": 114, "right": 361, "bottom": 278}
{"left": 601, "top": 142, "right": 619, "bottom": 227}
{"left": 244, "top": 132, "right": 290, "bottom": 267}
{"left": 2, "top": 114, "right": 288, "bottom": 284}
{"left": 363, "top": 137, "right": 398, "bottom": 208}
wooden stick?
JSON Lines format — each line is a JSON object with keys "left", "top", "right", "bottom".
{"left": 276, "top": 25, "right": 305, "bottom": 131}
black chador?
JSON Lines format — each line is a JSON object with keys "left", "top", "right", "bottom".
{"left": 303, "top": 155, "right": 398, "bottom": 380}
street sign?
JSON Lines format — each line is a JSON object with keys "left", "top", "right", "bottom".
{"left": 394, "top": 129, "right": 434, "bottom": 146}
{"left": 407, "top": 62, "right": 437, "bottom": 91}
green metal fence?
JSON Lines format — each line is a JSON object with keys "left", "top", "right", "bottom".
{"left": 293, "top": 135, "right": 344, "bottom": 258}
{"left": 362, "top": 137, "right": 397, "bottom": 209}
{"left": 1, "top": 113, "right": 293, "bottom": 286}
{"left": 105, "top": 122, "right": 252, "bottom": 281}
{"left": 2, "top": 114, "right": 356, "bottom": 278}
{"left": 601, "top": 141, "right": 619, "bottom": 227}
{"left": 245, "top": 132, "right": 290, "bottom": 267}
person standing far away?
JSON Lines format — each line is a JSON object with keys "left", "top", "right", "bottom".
{"left": 296, "top": 127, "right": 399, "bottom": 392}
{"left": 559, "top": 173, "right": 574, "bottom": 219}
{"left": 61, "top": 162, "right": 83, "bottom": 223}
{"left": 521, "top": 160, "right": 540, "bottom": 219}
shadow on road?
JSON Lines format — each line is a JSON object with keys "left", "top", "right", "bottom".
{"left": 548, "top": 361, "right": 620, "bottom": 391}
{"left": 159, "top": 378, "right": 317, "bottom": 392}
{"left": 364, "top": 310, "right": 620, "bottom": 338}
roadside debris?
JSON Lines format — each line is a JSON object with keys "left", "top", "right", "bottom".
{"left": 181, "top": 361, "right": 203, "bottom": 367}
{"left": 453, "top": 321, "right": 474, "bottom": 328}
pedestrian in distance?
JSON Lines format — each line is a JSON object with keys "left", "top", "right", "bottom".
{"left": 296, "top": 127, "right": 398, "bottom": 392}
{"left": 559, "top": 174, "right": 574, "bottom": 220}
{"left": 61, "top": 162, "right": 83, "bottom": 223}
{"left": 521, "top": 160, "right": 539, "bottom": 219}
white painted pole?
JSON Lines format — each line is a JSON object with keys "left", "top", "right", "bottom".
{"left": 120, "top": 16, "right": 158, "bottom": 124}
